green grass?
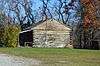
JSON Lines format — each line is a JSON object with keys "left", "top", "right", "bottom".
{"left": 0, "top": 48, "right": 100, "bottom": 66}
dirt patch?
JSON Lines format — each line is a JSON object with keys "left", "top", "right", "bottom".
{"left": 0, "top": 54, "right": 41, "bottom": 66}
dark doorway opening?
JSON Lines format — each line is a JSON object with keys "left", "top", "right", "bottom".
{"left": 19, "top": 30, "right": 33, "bottom": 47}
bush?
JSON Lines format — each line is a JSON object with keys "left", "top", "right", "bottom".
{"left": 3, "top": 25, "right": 21, "bottom": 47}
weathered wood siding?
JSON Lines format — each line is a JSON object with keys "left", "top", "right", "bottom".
{"left": 32, "top": 19, "right": 71, "bottom": 48}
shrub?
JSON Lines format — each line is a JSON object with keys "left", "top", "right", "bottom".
{"left": 3, "top": 25, "right": 21, "bottom": 47}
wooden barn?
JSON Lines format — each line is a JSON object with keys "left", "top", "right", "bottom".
{"left": 19, "top": 19, "right": 71, "bottom": 48}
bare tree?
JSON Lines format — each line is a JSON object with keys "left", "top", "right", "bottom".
{"left": 21, "top": 0, "right": 35, "bottom": 24}
{"left": 40, "top": 0, "right": 52, "bottom": 21}
{"left": 2, "top": 0, "right": 36, "bottom": 30}
{"left": 53, "top": 0, "right": 78, "bottom": 25}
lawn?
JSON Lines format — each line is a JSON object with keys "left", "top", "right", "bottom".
{"left": 0, "top": 48, "right": 100, "bottom": 66}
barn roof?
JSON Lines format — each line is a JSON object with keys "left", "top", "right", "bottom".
{"left": 19, "top": 19, "right": 71, "bottom": 33}
{"left": 19, "top": 29, "right": 32, "bottom": 33}
{"left": 32, "top": 19, "right": 71, "bottom": 31}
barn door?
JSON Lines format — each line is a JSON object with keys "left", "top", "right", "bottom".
{"left": 19, "top": 30, "right": 33, "bottom": 47}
